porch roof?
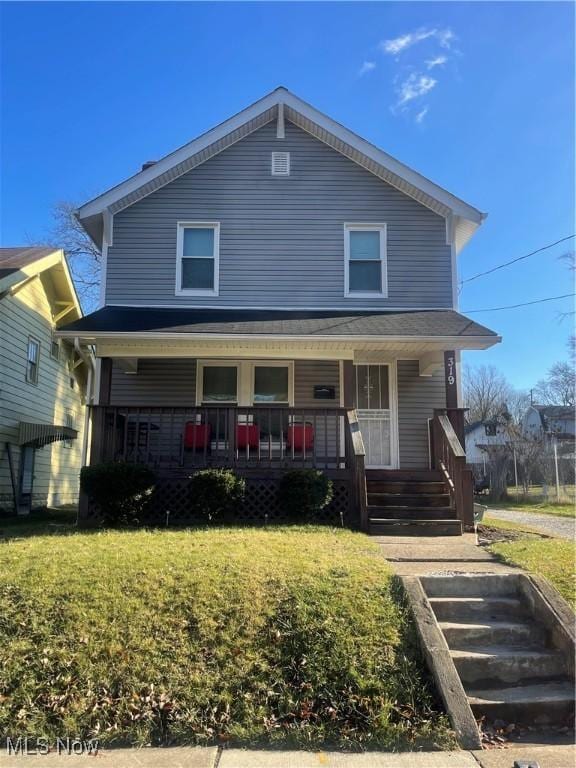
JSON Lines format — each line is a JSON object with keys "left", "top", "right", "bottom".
{"left": 60, "top": 306, "right": 499, "bottom": 344}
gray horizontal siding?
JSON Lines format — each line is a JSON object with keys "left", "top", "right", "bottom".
{"left": 110, "top": 359, "right": 197, "bottom": 405}
{"left": 397, "top": 360, "right": 446, "bottom": 468}
{"left": 294, "top": 360, "right": 340, "bottom": 407}
{"left": 107, "top": 120, "right": 452, "bottom": 309}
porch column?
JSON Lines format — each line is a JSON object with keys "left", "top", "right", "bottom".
{"left": 342, "top": 360, "right": 355, "bottom": 409}
{"left": 78, "top": 357, "right": 113, "bottom": 528}
{"left": 444, "top": 350, "right": 466, "bottom": 446}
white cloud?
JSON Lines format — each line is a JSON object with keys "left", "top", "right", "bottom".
{"left": 380, "top": 27, "right": 455, "bottom": 56}
{"left": 426, "top": 55, "right": 447, "bottom": 70}
{"left": 397, "top": 73, "right": 437, "bottom": 106}
{"left": 358, "top": 61, "right": 376, "bottom": 76}
{"left": 415, "top": 106, "right": 429, "bottom": 124}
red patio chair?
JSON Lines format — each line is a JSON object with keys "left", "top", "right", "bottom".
{"left": 184, "top": 422, "right": 211, "bottom": 451}
{"left": 236, "top": 424, "right": 260, "bottom": 456}
{"left": 286, "top": 423, "right": 314, "bottom": 453}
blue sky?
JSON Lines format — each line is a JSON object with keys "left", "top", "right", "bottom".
{"left": 1, "top": 1, "right": 574, "bottom": 390}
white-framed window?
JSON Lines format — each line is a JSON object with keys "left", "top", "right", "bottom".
{"left": 50, "top": 336, "right": 60, "bottom": 361}
{"left": 196, "top": 361, "right": 294, "bottom": 406}
{"left": 175, "top": 222, "right": 220, "bottom": 296}
{"left": 26, "top": 337, "right": 40, "bottom": 384}
{"left": 64, "top": 410, "right": 75, "bottom": 449}
{"left": 344, "top": 223, "right": 387, "bottom": 298}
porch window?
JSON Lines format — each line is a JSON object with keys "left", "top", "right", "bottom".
{"left": 201, "top": 365, "right": 238, "bottom": 403}
{"left": 26, "top": 337, "right": 40, "bottom": 384}
{"left": 176, "top": 222, "right": 219, "bottom": 296}
{"left": 253, "top": 365, "right": 289, "bottom": 403}
{"left": 344, "top": 224, "right": 387, "bottom": 297}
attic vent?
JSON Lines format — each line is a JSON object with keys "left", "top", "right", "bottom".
{"left": 271, "top": 151, "right": 290, "bottom": 176}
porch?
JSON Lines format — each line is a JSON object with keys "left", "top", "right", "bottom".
{"left": 59, "top": 305, "right": 498, "bottom": 532}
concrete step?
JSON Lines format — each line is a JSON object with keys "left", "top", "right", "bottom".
{"left": 368, "top": 506, "right": 456, "bottom": 520}
{"left": 367, "top": 493, "right": 451, "bottom": 508}
{"left": 452, "top": 646, "right": 566, "bottom": 686}
{"left": 439, "top": 620, "right": 545, "bottom": 648}
{"left": 421, "top": 574, "right": 520, "bottom": 598}
{"left": 467, "top": 680, "right": 576, "bottom": 725}
{"left": 429, "top": 596, "right": 527, "bottom": 622}
{"left": 365, "top": 481, "right": 447, "bottom": 494}
{"left": 369, "top": 519, "right": 462, "bottom": 536}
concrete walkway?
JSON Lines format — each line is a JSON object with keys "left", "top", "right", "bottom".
{"left": 486, "top": 508, "right": 575, "bottom": 540}
{"left": 1, "top": 745, "right": 574, "bottom": 767}
{"left": 373, "top": 533, "right": 519, "bottom": 576}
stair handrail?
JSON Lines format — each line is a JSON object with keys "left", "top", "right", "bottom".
{"left": 431, "top": 409, "right": 474, "bottom": 531}
{"left": 346, "top": 409, "right": 369, "bottom": 532}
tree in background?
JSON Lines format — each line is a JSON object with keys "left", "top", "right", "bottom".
{"left": 463, "top": 364, "right": 528, "bottom": 424}
{"left": 49, "top": 201, "right": 101, "bottom": 312}
{"left": 534, "top": 361, "right": 575, "bottom": 407}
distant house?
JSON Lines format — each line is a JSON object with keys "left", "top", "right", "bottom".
{"left": 0, "top": 247, "right": 91, "bottom": 514}
{"left": 465, "top": 418, "right": 510, "bottom": 470}
{"left": 522, "top": 405, "right": 575, "bottom": 442}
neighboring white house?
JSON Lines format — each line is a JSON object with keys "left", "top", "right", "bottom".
{"left": 522, "top": 405, "right": 575, "bottom": 441}
{"left": 0, "top": 247, "right": 91, "bottom": 514}
{"left": 465, "top": 418, "right": 510, "bottom": 470}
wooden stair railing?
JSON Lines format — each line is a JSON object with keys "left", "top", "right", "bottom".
{"left": 346, "top": 409, "right": 368, "bottom": 532}
{"left": 430, "top": 409, "right": 474, "bottom": 531}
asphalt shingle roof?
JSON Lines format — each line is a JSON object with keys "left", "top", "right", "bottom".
{"left": 61, "top": 306, "right": 499, "bottom": 338}
{"left": 0, "top": 247, "right": 56, "bottom": 280}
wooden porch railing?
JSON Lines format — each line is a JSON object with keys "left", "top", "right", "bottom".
{"left": 430, "top": 409, "right": 474, "bottom": 531}
{"left": 88, "top": 404, "right": 354, "bottom": 473}
{"left": 345, "top": 409, "right": 368, "bottom": 531}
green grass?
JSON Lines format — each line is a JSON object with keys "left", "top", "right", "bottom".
{"left": 485, "top": 500, "right": 575, "bottom": 518}
{"left": 489, "top": 537, "right": 576, "bottom": 608}
{"left": 482, "top": 516, "right": 545, "bottom": 536}
{"left": 0, "top": 526, "right": 452, "bottom": 749}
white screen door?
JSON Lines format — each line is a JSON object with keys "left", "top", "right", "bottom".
{"left": 354, "top": 364, "right": 393, "bottom": 468}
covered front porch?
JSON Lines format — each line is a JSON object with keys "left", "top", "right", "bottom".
{"left": 58, "top": 306, "right": 500, "bottom": 531}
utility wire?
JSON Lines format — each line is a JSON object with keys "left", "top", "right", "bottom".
{"left": 463, "top": 292, "right": 575, "bottom": 313}
{"left": 460, "top": 234, "right": 575, "bottom": 286}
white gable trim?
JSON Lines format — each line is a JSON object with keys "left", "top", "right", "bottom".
{"left": 77, "top": 87, "right": 486, "bottom": 252}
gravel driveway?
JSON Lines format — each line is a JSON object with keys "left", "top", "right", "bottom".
{"left": 487, "top": 508, "right": 575, "bottom": 540}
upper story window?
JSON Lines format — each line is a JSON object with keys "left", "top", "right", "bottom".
{"left": 176, "top": 222, "right": 220, "bottom": 296}
{"left": 344, "top": 223, "right": 387, "bottom": 298}
{"left": 26, "top": 337, "right": 40, "bottom": 385}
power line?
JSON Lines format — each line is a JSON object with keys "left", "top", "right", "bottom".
{"left": 460, "top": 235, "right": 575, "bottom": 286}
{"left": 464, "top": 292, "right": 575, "bottom": 313}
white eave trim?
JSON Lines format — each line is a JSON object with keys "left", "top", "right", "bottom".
{"left": 76, "top": 87, "right": 485, "bottom": 235}
{"left": 54, "top": 329, "right": 501, "bottom": 347}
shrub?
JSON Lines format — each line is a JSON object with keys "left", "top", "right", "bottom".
{"left": 80, "top": 462, "right": 156, "bottom": 525}
{"left": 188, "top": 468, "right": 245, "bottom": 522}
{"left": 278, "top": 469, "right": 333, "bottom": 521}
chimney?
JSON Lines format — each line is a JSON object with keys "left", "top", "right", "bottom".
{"left": 141, "top": 161, "right": 157, "bottom": 171}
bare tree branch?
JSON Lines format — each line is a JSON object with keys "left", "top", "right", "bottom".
{"left": 47, "top": 201, "right": 101, "bottom": 312}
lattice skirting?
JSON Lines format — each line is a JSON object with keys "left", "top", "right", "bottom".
{"left": 79, "top": 473, "right": 358, "bottom": 529}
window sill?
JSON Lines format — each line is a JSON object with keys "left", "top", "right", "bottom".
{"left": 344, "top": 292, "right": 388, "bottom": 299}
{"left": 175, "top": 290, "right": 219, "bottom": 297}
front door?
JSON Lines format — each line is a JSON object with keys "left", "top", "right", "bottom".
{"left": 354, "top": 364, "right": 395, "bottom": 468}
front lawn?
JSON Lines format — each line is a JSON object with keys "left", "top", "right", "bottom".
{"left": 486, "top": 530, "right": 576, "bottom": 608}
{"left": 0, "top": 527, "right": 452, "bottom": 749}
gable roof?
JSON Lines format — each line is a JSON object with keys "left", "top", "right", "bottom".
{"left": 0, "top": 247, "right": 82, "bottom": 324}
{"left": 77, "top": 87, "right": 486, "bottom": 252}
{"left": 532, "top": 405, "right": 575, "bottom": 423}
{"left": 0, "top": 246, "right": 58, "bottom": 281}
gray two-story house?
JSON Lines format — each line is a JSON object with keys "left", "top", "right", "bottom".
{"left": 60, "top": 87, "right": 500, "bottom": 533}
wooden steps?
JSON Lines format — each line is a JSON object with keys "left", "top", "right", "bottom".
{"left": 366, "top": 469, "right": 461, "bottom": 536}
